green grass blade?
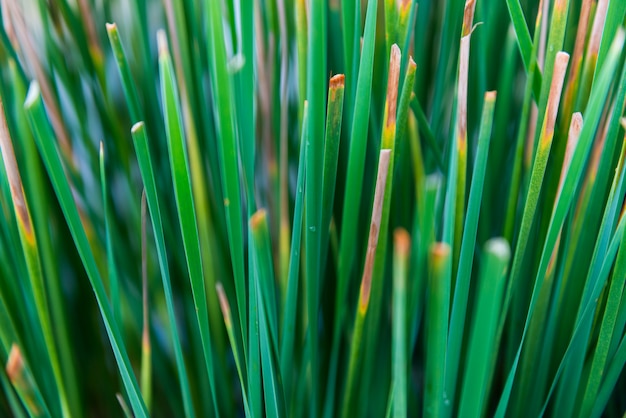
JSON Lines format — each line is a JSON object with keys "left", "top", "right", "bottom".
{"left": 391, "top": 229, "right": 410, "bottom": 418}
{"left": 358, "top": 44, "right": 402, "bottom": 414}
{"left": 458, "top": 239, "right": 510, "bottom": 417}
{"left": 540, "top": 212, "right": 626, "bottom": 416}
{"left": 424, "top": 243, "right": 451, "bottom": 418}
{"left": 338, "top": 0, "right": 378, "bottom": 281}
{"left": 580, "top": 206, "right": 626, "bottom": 417}
{"left": 25, "top": 82, "right": 147, "bottom": 417}
{"left": 505, "top": 0, "right": 542, "bottom": 98}
{"left": 106, "top": 23, "right": 142, "bottom": 123}
{"left": 250, "top": 210, "right": 278, "bottom": 345}
{"left": 320, "top": 75, "right": 345, "bottom": 272}
{"left": 341, "top": 149, "right": 391, "bottom": 418}
{"left": 99, "top": 143, "right": 122, "bottom": 339}
{"left": 281, "top": 103, "right": 307, "bottom": 400}
{"left": 157, "top": 32, "right": 218, "bottom": 415}
{"left": 494, "top": 31, "right": 624, "bottom": 416}
{"left": 304, "top": 0, "right": 328, "bottom": 410}
{"left": 552, "top": 128, "right": 626, "bottom": 418}
{"left": 216, "top": 283, "right": 251, "bottom": 417}
{"left": 590, "top": 331, "right": 626, "bottom": 418}
{"left": 205, "top": 0, "right": 247, "bottom": 354}
{"left": 446, "top": 91, "right": 497, "bottom": 408}
{"left": 251, "top": 210, "right": 286, "bottom": 418}
{"left": 499, "top": 51, "right": 569, "bottom": 341}
{"left": 0, "top": 95, "right": 71, "bottom": 418}
{"left": 130, "top": 122, "right": 194, "bottom": 418}
{"left": 5, "top": 345, "right": 51, "bottom": 418}
{"left": 139, "top": 191, "right": 151, "bottom": 413}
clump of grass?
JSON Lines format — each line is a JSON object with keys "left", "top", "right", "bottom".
{"left": 0, "top": 0, "right": 625, "bottom": 417}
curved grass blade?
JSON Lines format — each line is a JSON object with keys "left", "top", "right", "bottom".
{"left": 5, "top": 345, "right": 50, "bottom": 418}
{"left": 25, "top": 82, "right": 147, "bottom": 417}
{"left": 0, "top": 94, "right": 72, "bottom": 417}
{"left": 539, "top": 212, "right": 626, "bottom": 416}
{"left": 580, "top": 206, "right": 626, "bottom": 416}
{"left": 216, "top": 283, "right": 251, "bottom": 417}
{"left": 590, "top": 331, "right": 626, "bottom": 417}
{"left": 494, "top": 31, "right": 625, "bottom": 417}
{"left": 552, "top": 130, "right": 626, "bottom": 417}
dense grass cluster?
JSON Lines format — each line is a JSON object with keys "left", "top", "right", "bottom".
{"left": 0, "top": 0, "right": 626, "bottom": 416}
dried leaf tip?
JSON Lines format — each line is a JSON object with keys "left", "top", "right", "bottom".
{"left": 0, "top": 97, "right": 32, "bottom": 237}
{"left": 330, "top": 74, "right": 345, "bottom": 89}
{"left": 555, "top": 112, "right": 583, "bottom": 203}
{"left": 544, "top": 52, "right": 570, "bottom": 139}
{"left": 461, "top": 0, "right": 477, "bottom": 37}
{"left": 105, "top": 22, "right": 117, "bottom": 33}
{"left": 394, "top": 228, "right": 411, "bottom": 258}
{"left": 385, "top": 44, "right": 402, "bottom": 128}
{"left": 485, "top": 90, "right": 497, "bottom": 102}
{"left": 5, "top": 344, "right": 23, "bottom": 380}
{"left": 429, "top": 242, "right": 451, "bottom": 272}
{"left": 564, "top": 112, "right": 582, "bottom": 166}
{"left": 430, "top": 242, "right": 451, "bottom": 259}
{"left": 359, "top": 149, "right": 392, "bottom": 314}
{"left": 216, "top": 283, "right": 232, "bottom": 328}
{"left": 250, "top": 209, "right": 267, "bottom": 230}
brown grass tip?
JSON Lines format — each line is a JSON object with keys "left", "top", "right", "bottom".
{"left": 6, "top": 344, "right": 23, "bottom": 380}
{"left": 250, "top": 209, "right": 267, "bottom": 230}
{"left": 330, "top": 74, "right": 345, "bottom": 89}
{"left": 570, "top": 112, "right": 583, "bottom": 134}
{"left": 462, "top": 0, "right": 477, "bottom": 36}
{"left": 394, "top": 228, "right": 411, "bottom": 257}
{"left": 430, "top": 242, "right": 451, "bottom": 259}
{"left": 216, "top": 283, "right": 232, "bottom": 326}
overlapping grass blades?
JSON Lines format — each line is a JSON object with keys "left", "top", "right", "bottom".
{"left": 0, "top": 0, "right": 626, "bottom": 416}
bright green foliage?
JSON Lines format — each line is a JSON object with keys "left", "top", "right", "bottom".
{"left": 0, "top": 0, "right": 625, "bottom": 417}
